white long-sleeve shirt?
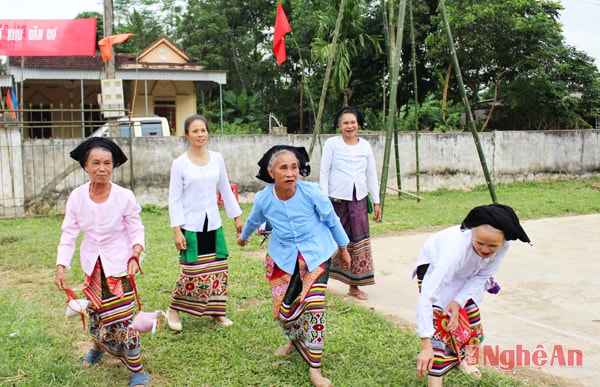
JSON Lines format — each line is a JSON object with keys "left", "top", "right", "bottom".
{"left": 319, "top": 136, "right": 380, "bottom": 203}
{"left": 169, "top": 150, "right": 242, "bottom": 231}
{"left": 412, "top": 225, "right": 510, "bottom": 338}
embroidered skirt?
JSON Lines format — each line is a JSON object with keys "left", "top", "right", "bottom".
{"left": 429, "top": 300, "right": 484, "bottom": 376}
{"left": 329, "top": 194, "right": 375, "bottom": 287}
{"left": 85, "top": 260, "right": 142, "bottom": 372}
{"left": 416, "top": 266, "right": 484, "bottom": 377}
{"left": 267, "top": 253, "right": 330, "bottom": 369}
{"left": 170, "top": 228, "right": 228, "bottom": 317}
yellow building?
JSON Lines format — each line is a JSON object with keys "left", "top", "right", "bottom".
{"left": 4, "top": 36, "right": 226, "bottom": 138}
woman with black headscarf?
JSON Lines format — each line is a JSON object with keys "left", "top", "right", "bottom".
{"left": 238, "top": 145, "right": 351, "bottom": 387}
{"left": 55, "top": 137, "right": 149, "bottom": 387}
{"left": 413, "top": 203, "right": 530, "bottom": 387}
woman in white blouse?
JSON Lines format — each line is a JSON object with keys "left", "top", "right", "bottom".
{"left": 414, "top": 203, "right": 530, "bottom": 386}
{"left": 167, "top": 115, "right": 242, "bottom": 331}
{"left": 319, "top": 106, "right": 381, "bottom": 300}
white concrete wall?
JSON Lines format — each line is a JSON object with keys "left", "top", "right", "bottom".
{"left": 3, "top": 130, "right": 599, "bottom": 216}
{"left": 0, "top": 125, "right": 25, "bottom": 217}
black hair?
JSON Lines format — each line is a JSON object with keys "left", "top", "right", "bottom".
{"left": 332, "top": 106, "right": 366, "bottom": 131}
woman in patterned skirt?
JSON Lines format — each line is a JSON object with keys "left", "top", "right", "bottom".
{"left": 167, "top": 115, "right": 242, "bottom": 331}
{"left": 320, "top": 106, "right": 381, "bottom": 301}
{"left": 238, "top": 146, "right": 351, "bottom": 387}
{"left": 55, "top": 137, "right": 149, "bottom": 387}
{"left": 414, "top": 203, "right": 530, "bottom": 386}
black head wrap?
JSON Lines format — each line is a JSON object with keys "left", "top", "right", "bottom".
{"left": 70, "top": 137, "right": 128, "bottom": 169}
{"left": 256, "top": 145, "right": 311, "bottom": 183}
{"left": 332, "top": 106, "right": 366, "bottom": 131}
{"left": 461, "top": 203, "right": 531, "bottom": 243}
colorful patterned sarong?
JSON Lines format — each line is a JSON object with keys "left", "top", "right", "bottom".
{"left": 170, "top": 227, "right": 229, "bottom": 317}
{"left": 416, "top": 267, "right": 483, "bottom": 377}
{"left": 429, "top": 300, "right": 483, "bottom": 376}
{"left": 85, "top": 259, "right": 141, "bottom": 372}
{"left": 266, "top": 253, "right": 330, "bottom": 368}
{"left": 329, "top": 193, "right": 375, "bottom": 287}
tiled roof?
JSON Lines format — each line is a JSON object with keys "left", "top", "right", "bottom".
{"left": 8, "top": 54, "right": 106, "bottom": 69}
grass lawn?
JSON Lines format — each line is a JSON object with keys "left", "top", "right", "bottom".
{"left": 0, "top": 178, "right": 598, "bottom": 386}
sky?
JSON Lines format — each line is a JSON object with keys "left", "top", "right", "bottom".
{"left": 2, "top": 0, "right": 600, "bottom": 68}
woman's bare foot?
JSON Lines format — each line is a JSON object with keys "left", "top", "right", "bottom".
{"left": 309, "top": 368, "right": 333, "bottom": 387}
{"left": 458, "top": 362, "right": 482, "bottom": 378}
{"left": 274, "top": 341, "right": 295, "bottom": 356}
{"left": 212, "top": 315, "right": 234, "bottom": 327}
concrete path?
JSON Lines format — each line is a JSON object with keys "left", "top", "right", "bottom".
{"left": 327, "top": 214, "right": 600, "bottom": 386}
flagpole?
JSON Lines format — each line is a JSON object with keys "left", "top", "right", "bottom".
{"left": 103, "top": 0, "right": 116, "bottom": 80}
{"left": 289, "top": 34, "right": 317, "bottom": 133}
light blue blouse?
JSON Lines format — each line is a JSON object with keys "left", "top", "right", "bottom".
{"left": 241, "top": 180, "right": 349, "bottom": 274}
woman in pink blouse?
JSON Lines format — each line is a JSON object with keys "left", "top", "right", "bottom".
{"left": 54, "top": 137, "right": 149, "bottom": 387}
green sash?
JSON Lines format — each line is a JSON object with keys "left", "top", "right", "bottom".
{"left": 181, "top": 228, "right": 229, "bottom": 263}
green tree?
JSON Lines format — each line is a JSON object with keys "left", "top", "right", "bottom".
{"left": 493, "top": 45, "right": 600, "bottom": 129}
{"left": 114, "top": 9, "right": 165, "bottom": 53}
{"left": 311, "top": 0, "right": 383, "bottom": 108}
{"left": 101, "top": 0, "right": 600, "bottom": 132}
{"left": 222, "top": 88, "right": 266, "bottom": 126}
{"left": 176, "top": 0, "right": 275, "bottom": 129}
{"left": 425, "top": 0, "right": 564, "bottom": 129}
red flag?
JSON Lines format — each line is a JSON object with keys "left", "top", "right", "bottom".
{"left": 273, "top": 2, "right": 291, "bottom": 65}
{"left": 6, "top": 89, "right": 16, "bottom": 118}
{"left": 98, "top": 33, "right": 135, "bottom": 62}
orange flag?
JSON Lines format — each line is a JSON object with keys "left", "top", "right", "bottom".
{"left": 273, "top": 2, "right": 291, "bottom": 65}
{"left": 98, "top": 33, "right": 135, "bottom": 62}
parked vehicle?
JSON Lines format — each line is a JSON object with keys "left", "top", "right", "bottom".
{"left": 91, "top": 116, "right": 170, "bottom": 137}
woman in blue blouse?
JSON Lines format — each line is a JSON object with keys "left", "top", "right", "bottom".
{"left": 237, "top": 146, "right": 350, "bottom": 387}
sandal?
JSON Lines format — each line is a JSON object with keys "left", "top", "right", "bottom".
{"left": 458, "top": 362, "right": 482, "bottom": 378}
{"left": 81, "top": 348, "right": 105, "bottom": 367}
{"left": 130, "top": 370, "right": 150, "bottom": 387}
{"left": 347, "top": 290, "right": 368, "bottom": 300}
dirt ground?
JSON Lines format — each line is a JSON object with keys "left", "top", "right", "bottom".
{"left": 327, "top": 214, "right": 600, "bottom": 387}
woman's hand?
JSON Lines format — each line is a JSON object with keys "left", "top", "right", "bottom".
{"left": 372, "top": 204, "right": 382, "bottom": 222}
{"left": 234, "top": 216, "right": 243, "bottom": 236}
{"left": 127, "top": 257, "right": 141, "bottom": 276}
{"left": 173, "top": 227, "right": 186, "bottom": 251}
{"left": 339, "top": 247, "right": 351, "bottom": 269}
{"left": 443, "top": 300, "right": 461, "bottom": 331}
{"left": 416, "top": 338, "right": 434, "bottom": 377}
{"left": 237, "top": 237, "right": 249, "bottom": 247}
{"left": 55, "top": 265, "right": 68, "bottom": 290}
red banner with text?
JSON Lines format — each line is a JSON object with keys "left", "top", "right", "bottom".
{"left": 0, "top": 19, "right": 97, "bottom": 56}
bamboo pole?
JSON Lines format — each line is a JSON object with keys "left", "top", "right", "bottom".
{"left": 409, "top": 0, "right": 421, "bottom": 200}
{"left": 308, "top": 0, "right": 347, "bottom": 158}
{"left": 379, "top": 0, "right": 408, "bottom": 218}
{"left": 386, "top": 185, "right": 424, "bottom": 200}
{"left": 438, "top": 0, "right": 497, "bottom": 203}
